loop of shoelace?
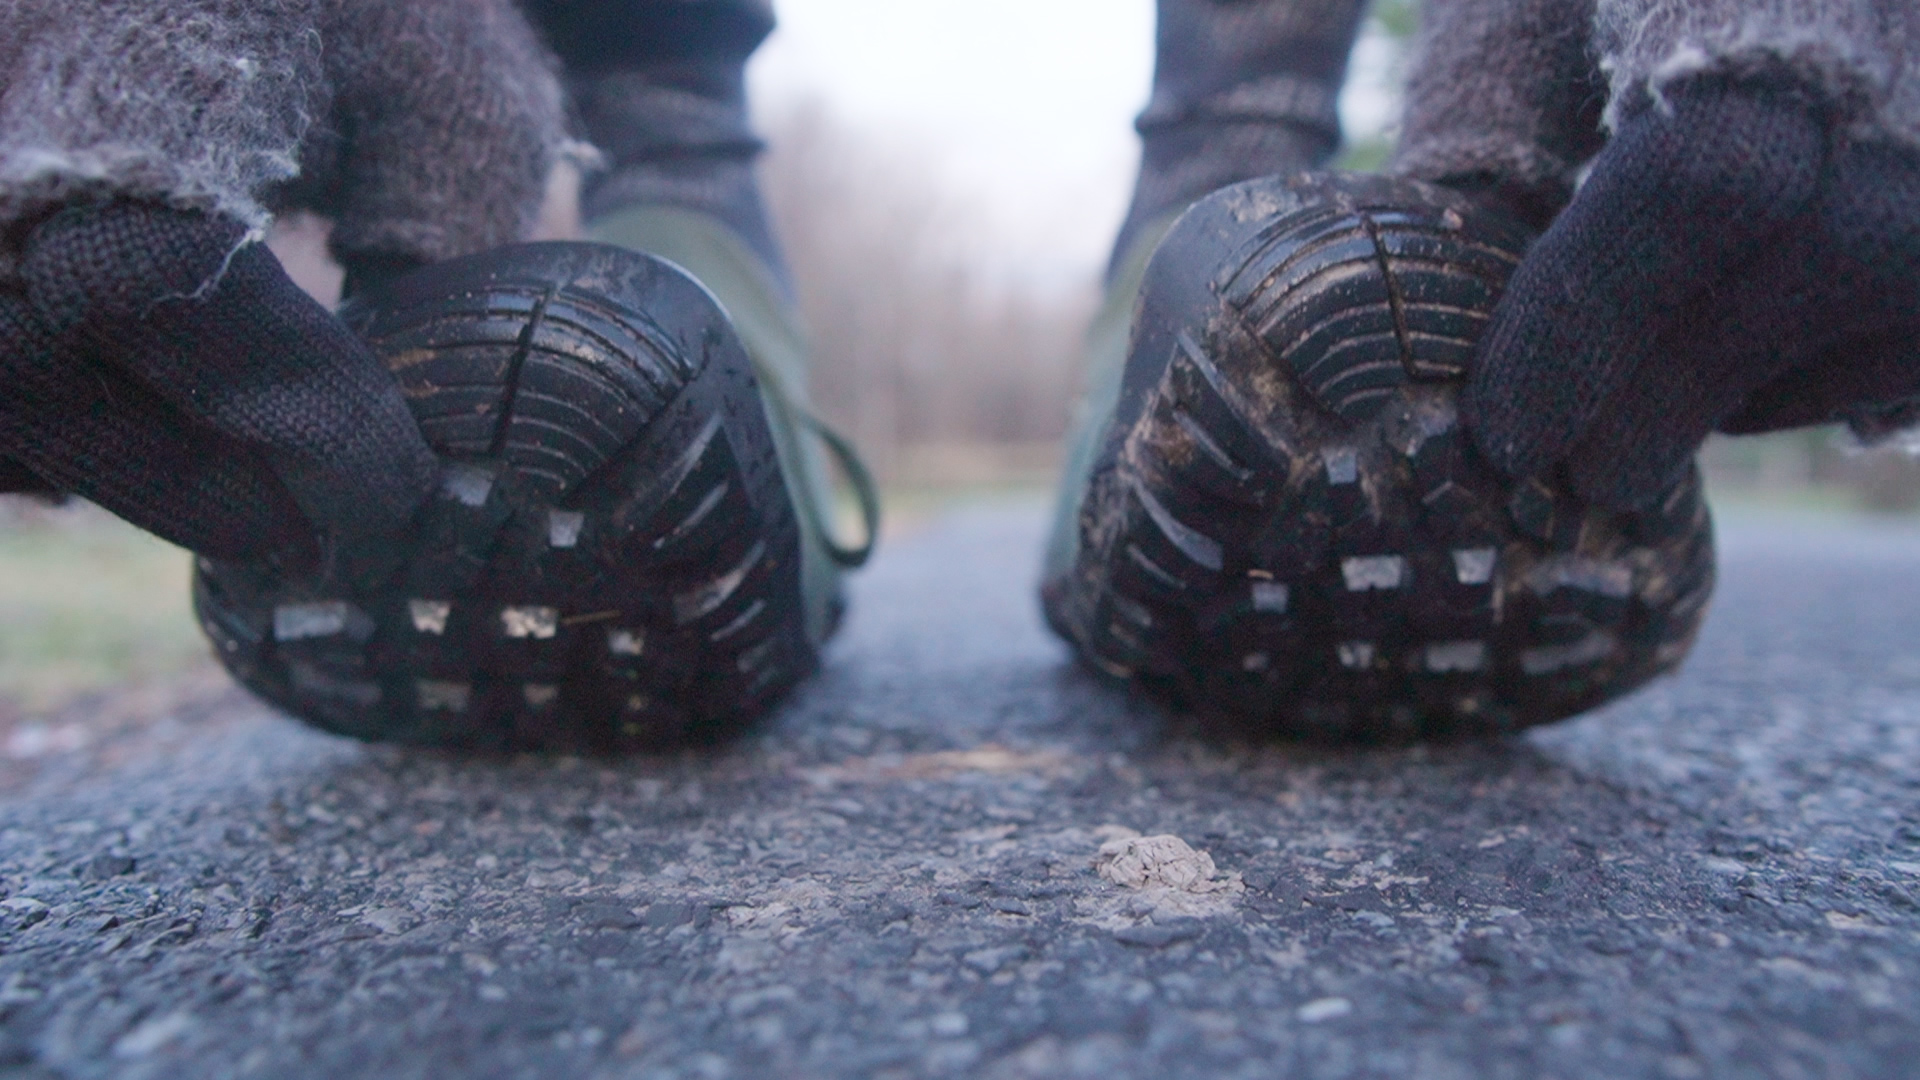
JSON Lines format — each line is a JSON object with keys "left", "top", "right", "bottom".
{"left": 749, "top": 355, "right": 880, "bottom": 569}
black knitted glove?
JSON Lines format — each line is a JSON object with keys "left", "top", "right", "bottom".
{"left": 0, "top": 201, "right": 438, "bottom": 563}
{"left": 1462, "top": 76, "right": 1920, "bottom": 511}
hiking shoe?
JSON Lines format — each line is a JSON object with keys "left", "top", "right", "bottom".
{"left": 194, "top": 239, "right": 875, "bottom": 752}
{"left": 1041, "top": 171, "right": 1716, "bottom": 740}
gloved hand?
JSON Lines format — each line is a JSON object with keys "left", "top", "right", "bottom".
{"left": 0, "top": 202, "right": 438, "bottom": 563}
{"left": 0, "top": 0, "right": 575, "bottom": 561}
{"left": 1390, "top": 0, "right": 1920, "bottom": 513}
{"left": 1462, "top": 75, "right": 1920, "bottom": 510}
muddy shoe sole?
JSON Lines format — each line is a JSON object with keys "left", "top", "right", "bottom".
{"left": 1043, "top": 172, "right": 1716, "bottom": 740}
{"left": 193, "top": 243, "right": 815, "bottom": 752}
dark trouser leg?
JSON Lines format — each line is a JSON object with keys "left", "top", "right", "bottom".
{"left": 519, "top": 0, "right": 788, "bottom": 283}
{"left": 1111, "top": 0, "right": 1369, "bottom": 275}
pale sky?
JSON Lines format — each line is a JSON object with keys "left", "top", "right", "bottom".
{"left": 749, "top": 0, "right": 1403, "bottom": 286}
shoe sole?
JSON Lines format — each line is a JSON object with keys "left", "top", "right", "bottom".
{"left": 193, "top": 243, "right": 815, "bottom": 752}
{"left": 1043, "top": 173, "right": 1716, "bottom": 740}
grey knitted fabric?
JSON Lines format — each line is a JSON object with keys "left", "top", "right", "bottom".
{"left": 567, "top": 72, "right": 768, "bottom": 229}
{"left": 1394, "top": 0, "right": 1920, "bottom": 211}
{"left": 519, "top": 0, "right": 787, "bottom": 276}
{"left": 1393, "top": 0, "right": 1608, "bottom": 225}
{"left": 1111, "top": 0, "right": 1370, "bottom": 272}
{"left": 1596, "top": 0, "right": 1919, "bottom": 146}
{"left": 0, "top": 0, "right": 575, "bottom": 280}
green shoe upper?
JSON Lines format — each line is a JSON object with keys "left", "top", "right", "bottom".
{"left": 587, "top": 205, "right": 877, "bottom": 648}
{"left": 1043, "top": 211, "right": 1183, "bottom": 588}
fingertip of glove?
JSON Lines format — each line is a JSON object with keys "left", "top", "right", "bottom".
{"left": 1460, "top": 309, "right": 1572, "bottom": 483}
{"left": 1459, "top": 373, "right": 1537, "bottom": 482}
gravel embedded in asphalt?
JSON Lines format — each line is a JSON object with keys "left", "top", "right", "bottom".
{"left": 0, "top": 503, "right": 1917, "bottom": 1079}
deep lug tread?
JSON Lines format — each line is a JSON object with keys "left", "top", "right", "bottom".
{"left": 194, "top": 243, "right": 817, "bottom": 752}
{"left": 1045, "top": 173, "right": 1716, "bottom": 741}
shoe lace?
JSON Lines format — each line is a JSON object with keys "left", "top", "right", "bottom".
{"left": 748, "top": 354, "right": 879, "bottom": 569}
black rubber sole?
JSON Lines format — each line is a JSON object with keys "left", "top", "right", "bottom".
{"left": 193, "top": 243, "right": 818, "bottom": 752}
{"left": 1043, "top": 173, "right": 1716, "bottom": 740}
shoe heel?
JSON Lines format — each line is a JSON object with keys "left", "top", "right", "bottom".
{"left": 1050, "top": 173, "right": 1716, "bottom": 740}
{"left": 195, "top": 243, "right": 813, "bottom": 751}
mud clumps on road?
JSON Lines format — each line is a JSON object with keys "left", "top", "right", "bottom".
{"left": 1095, "top": 834, "right": 1235, "bottom": 893}
{"left": 1085, "top": 830, "right": 1245, "bottom": 929}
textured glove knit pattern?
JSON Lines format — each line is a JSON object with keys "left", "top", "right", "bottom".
{"left": 0, "top": 288, "right": 316, "bottom": 560}
{"left": 0, "top": 203, "right": 440, "bottom": 559}
{"left": 1461, "top": 79, "right": 1830, "bottom": 506}
{"left": 23, "top": 203, "right": 439, "bottom": 538}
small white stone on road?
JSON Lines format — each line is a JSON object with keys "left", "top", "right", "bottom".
{"left": 113, "top": 1011, "right": 196, "bottom": 1057}
{"left": 962, "top": 946, "right": 1027, "bottom": 975}
{"left": 360, "top": 907, "right": 416, "bottom": 936}
{"left": 1297, "top": 997, "right": 1353, "bottom": 1023}
{"left": 931, "top": 1012, "right": 969, "bottom": 1037}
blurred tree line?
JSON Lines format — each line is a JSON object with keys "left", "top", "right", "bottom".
{"left": 759, "top": 102, "right": 1093, "bottom": 486}
{"left": 756, "top": 0, "right": 1918, "bottom": 508}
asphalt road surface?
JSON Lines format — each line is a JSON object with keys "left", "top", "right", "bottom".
{"left": 1, "top": 502, "right": 1917, "bottom": 1080}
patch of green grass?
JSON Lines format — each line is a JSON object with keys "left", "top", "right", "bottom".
{"left": 1333, "top": 138, "right": 1394, "bottom": 174}
{"left": 1705, "top": 482, "right": 1920, "bottom": 521}
{"left": 0, "top": 506, "right": 208, "bottom": 712}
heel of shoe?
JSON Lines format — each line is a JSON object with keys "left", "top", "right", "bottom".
{"left": 1048, "top": 173, "right": 1717, "bottom": 740}
{"left": 195, "top": 243, "right": 814, "bottom": 751}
